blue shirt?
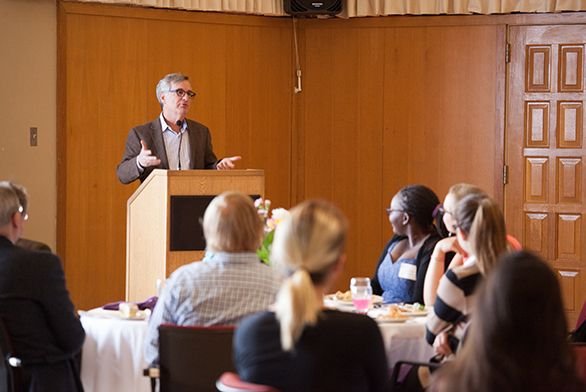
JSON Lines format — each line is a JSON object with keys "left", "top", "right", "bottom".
{"left": 377, "top": 241, "right": 417, "bottom": 304}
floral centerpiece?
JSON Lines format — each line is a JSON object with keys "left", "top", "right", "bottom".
{"left": 255, "top": 198, "right": 289, "bottom": 265}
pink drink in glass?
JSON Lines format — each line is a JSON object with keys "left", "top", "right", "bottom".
{"left": 350, "top": 277, "right": 373, "bottom": 313}
{"left": 352, "top": 298, "right": 371, "bottom": 313}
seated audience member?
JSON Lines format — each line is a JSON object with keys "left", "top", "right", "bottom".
{"left": 423, "top": 183, "right": 521, "bottom": 305}
{"left": 145, "top": 191, "right": 281, "bottom": 365}
{"left": 234, "top": 200, "right": 389, "bottom": 392}
{"left": 8, "top": 185, "right": 53, "bottom": 253}
{"left": 0, "top": 181, "right": 85, "bottom": 391}
{"left": 426, "top": 193, "right": 508, "bottom": 357}
{"left": 371, "top": 184, "right": 447, "bottom": 304}
{"left": 16, "top": 238, "right": 52, "bottom": 252}
{"left": 431, "top": 251, "right": 585, "bottom": 392}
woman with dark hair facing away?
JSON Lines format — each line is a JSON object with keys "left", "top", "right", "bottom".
{"left": 426, "top": 193, "right": 508, "bottom": 357}
{"left": 371, "top": 184, "right": 447, "bottom": 304}
{"left": 234, "top": 200, "right": 389, "bottom": 392}
{"left": 431, "top": 251, "right": 584, "bottom": 392}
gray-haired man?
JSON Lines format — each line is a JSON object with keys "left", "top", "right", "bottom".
{"left": 0, "top": 181, "right": 85, "bottom": 390}
{"left": 116, "top": 73, "right": 241, "bottom": 184}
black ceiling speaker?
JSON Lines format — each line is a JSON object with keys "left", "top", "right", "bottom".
{"left": 284, "top": 0, "right": 343, "bottom": 16}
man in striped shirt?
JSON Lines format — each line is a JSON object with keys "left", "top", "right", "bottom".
{"left": 145, "top": 192, "right": 281, "bottom": 365}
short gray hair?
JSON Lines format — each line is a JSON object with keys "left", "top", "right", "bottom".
{"left": 155, "top": 73, "right": 190, "bottom": 105}
{"left": 203, "top": 192, "right": 263, "bottom": 253}
{"left": 0, "top": 181, "right": 26, "bottom": 226}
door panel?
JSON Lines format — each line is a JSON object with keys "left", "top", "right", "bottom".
{"left": 506, "top": 25, "right": 586, "bottom": 327}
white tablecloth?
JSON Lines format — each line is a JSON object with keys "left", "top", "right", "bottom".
{"left": 80, "top": 309, "right": 150, "bottom": 392}
{"left": 79, "top": 305, "right": 433, "bottom": 392}
{"left": 377, "top": 317, "right": 435, "bottom": 370}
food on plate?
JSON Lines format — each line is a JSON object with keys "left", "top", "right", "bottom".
{"left": 398, "top": 302, "right": 428, "bottom": 314}
{"left": 378, "top": 305, "right": 408, "bottom": 321}
{"left": 334, "top": 290, "right": 353, "bottom": 302}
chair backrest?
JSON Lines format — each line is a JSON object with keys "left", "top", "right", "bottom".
{"left": 216, "top": 372, "right": 280, "bottom": 392}
{"left": 0, "top": 318, "right": 24, "bottom": 392}
{"left": 389, "top": 359, "right": 442, "bottom": 392}
{"left": 573, "top": 343, "right": 586, "bottom": 384}
{"left": 158, "top": 324, "right": 235, "bottom": 392}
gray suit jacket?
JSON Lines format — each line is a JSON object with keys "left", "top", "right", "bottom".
{"left": 116, "top": 118, "right": 218, "bottom": 184}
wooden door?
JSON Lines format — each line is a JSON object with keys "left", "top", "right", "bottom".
{"left": 506, "top": 25, "right": 586, "bottom": 327}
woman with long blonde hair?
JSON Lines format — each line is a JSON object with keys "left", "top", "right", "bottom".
{"left": 425, "top": 192, "right": 508, "bottom": 357}
{"left": 423, "top": 183, "right": 522, "bottom": 306}
{"left": 234, "top": 200, "right": 389, "bottom": 392}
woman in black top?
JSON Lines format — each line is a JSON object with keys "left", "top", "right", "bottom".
{"left": 234, "top": 200, "right": 389, "bottom": 392}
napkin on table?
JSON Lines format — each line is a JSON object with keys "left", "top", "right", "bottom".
{"left": 102, "top": 296, "right": 158, "bottom": 311}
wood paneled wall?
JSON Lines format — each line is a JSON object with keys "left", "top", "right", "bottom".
{"left": 297, "top": 20, "right": 504, "bottom": 289}
{"left": 59, "top": 3, "right": 292, "bottom": 309}
{"left": 60, "top": 2, "right": 582, "bottom": 309}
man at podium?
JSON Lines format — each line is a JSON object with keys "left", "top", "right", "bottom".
{"left": 116, "top": 72, "right": 242, "bottom": 184}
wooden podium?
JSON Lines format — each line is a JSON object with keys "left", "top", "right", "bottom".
{"left": 125, "top": 169, "right": 264, "bottom": 301}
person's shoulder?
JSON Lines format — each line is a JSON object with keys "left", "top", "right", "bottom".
{"left": 444, "top": 264, "right": 482, "bottom": 295}
{"left": 167, "top": 260, "right": 206, "bottom": 281}
{"left": 10, "top": 246, "right": 62, "bottom": 272}
{"left": 131, "top": 119, "right": 159, "bottom": 134}
{"left": 449, "top": 263, "right": 480, "bottom": 280}
{"left": 236, "top": 311, "right": 275, "bottom": 336}
{"left": 241, "top": 310, "right": 274, "bottom": 325}
{"left": 16, "top": 238, "right": 52, "bottom": 252}
{"left": 186, "top": 119, "right": 209, "bottom": 132}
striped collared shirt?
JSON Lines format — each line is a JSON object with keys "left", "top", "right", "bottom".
{"left": 145, "top": 251, "right": 282, "bottom": 365}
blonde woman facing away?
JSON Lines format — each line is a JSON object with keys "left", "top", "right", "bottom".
{"left": 234, "top": 200, "right": 389, "bottom": 392}
{"left": 425, "top": 193, "right": 508, "bottom": 357}
{"left": 423, "top": 183, "right": 521, "bottom": 306}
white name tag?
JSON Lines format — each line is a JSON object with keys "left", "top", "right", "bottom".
{"left": 398, "top": 262, "right": 417, "bottom": 281}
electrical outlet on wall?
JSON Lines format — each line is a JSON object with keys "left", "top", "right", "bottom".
{"left": 30, "top": 127, "right": 38, "bottom": 146}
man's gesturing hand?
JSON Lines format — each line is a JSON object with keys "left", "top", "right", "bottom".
{"left": 137, "top": 140, "right": 161, "bottom": 168}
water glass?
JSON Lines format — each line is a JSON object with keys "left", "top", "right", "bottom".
{"left": 350, "top": 277, "right": 373, "bottom": 313}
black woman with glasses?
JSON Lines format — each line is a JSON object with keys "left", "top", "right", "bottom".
{"left": 371, "top": 184, "right": 447, "bottom": 305}
{"left": 117, "top": 72, "right": 241, "bottom": 184}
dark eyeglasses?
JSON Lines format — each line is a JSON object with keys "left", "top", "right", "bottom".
{"left": 386, "top": 208, "right": 405, "bottom": 215}
{"left": 168, "top": 88, "right": 197, "bottom": 99}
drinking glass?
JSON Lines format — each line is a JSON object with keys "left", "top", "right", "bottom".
{"left": 350, "top": 277, "right": 373, "bottom": 313}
